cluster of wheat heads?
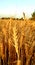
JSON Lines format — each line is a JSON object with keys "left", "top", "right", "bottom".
{"left": 23, "top": 21, "right": 35, "bottom": 65}
{"left": 9, "top": 20, "right": 35, "bottom": 65}
{"left": 0, "top": 19, "right": 35, "bottom": 65}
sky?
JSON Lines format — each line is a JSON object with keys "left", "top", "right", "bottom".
{"left": 0, "top": 0, "right": 35, "bottom": 18}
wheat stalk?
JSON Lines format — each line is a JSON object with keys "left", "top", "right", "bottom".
{"left": 12, "top": 23, "right": 21, "bottom": 65}
{"left": 13, "top": 24, "right": 18, "bottom": 56}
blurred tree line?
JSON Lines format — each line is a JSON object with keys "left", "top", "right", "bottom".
{"left": 30, "top": 11, "right": 35, "bottom": 20}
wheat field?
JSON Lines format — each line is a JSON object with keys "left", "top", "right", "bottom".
{"left": 0, "top": 18, "right": 35, "bottom": 65}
